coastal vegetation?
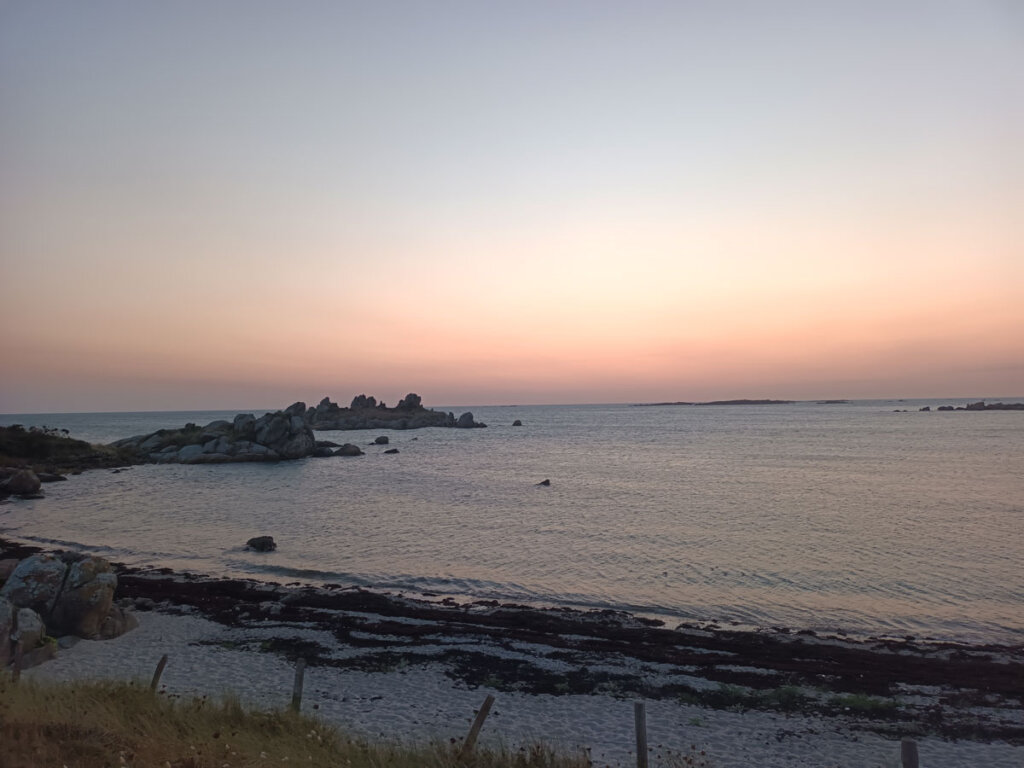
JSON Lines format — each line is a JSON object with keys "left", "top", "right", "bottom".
{"left": 0, "top": 424, "right": 131, "bottom": 475}
{"left": 0, "top": 678, "right": 592, "bottom": 768}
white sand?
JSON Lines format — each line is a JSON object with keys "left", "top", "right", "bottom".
{"left": 24, "top": 610, "right": 1023, "bottom": 768}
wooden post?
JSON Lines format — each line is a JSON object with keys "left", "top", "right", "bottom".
{"left": 11, "top": 641, "right": 24, "bottom": 683}
{"left": 634, "top": 701, "right": 648, "bottom": 768}
{"left": 901, "top": 738, "right": 919, "bottom": 768}
{"left": 461, "top": 694, "right": 495, "bottom": 755}
{"left": 291, "top": 658, "right": 306, "bottom": 712}
{"left": 150, "top": 654, "right": 168, "bottom": 691}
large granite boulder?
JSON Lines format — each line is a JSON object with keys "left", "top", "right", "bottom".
{"left": 49, "top": 556, "right": 118, "bottom": 638}
{"left": 0, "top": 553, "right": 67, "bottom": 615}
{"left": 1, "top": 469, "right": 42, "bottom": 496}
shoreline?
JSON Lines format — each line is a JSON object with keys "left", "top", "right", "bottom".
{"left": 5, "top": 538, "right": 1023, "bottom": 767}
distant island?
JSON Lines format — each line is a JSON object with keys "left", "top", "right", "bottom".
{"left": 633, "top": 399, "right": 794, "bottom": 407}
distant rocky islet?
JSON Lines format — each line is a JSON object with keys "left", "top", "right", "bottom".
{"left": 107, "top": 393, "right": 486, "bottom": 466}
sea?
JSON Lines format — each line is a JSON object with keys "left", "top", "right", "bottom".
{"left": 2, "top": 398, "right": 1022, "bottom": 645}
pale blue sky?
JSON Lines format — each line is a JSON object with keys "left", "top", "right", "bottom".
{"left": 1, "top": 1, "right": 1021, "bottom": 411}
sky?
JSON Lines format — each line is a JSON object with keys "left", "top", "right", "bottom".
{"left": 1, "top": 0, "right": 1022, "bottom": 412}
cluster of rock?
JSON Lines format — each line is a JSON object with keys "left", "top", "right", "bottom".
{"left": 306, "top": 393, "right": 486, "bottom": 431}
{"left": 0, "top": 552, "right": 136, "bottom": 671}
{"left": 106, "top": 394, "right": 486, "bottom": 466}
{"left": 110, "top": 402, "right": 319, "bottom": 464}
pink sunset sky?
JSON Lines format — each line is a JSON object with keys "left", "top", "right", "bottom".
{"left": 1, "top": 1, "right": 1022, "bottom": 412}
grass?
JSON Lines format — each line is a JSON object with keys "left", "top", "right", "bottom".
{"left": 0, "top": 678, "right": 592, "bottom": 768}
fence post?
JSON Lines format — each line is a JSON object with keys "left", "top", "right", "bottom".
{"left": 461, "top": 694, "right": 495, "bottom": 755}
{"left": 634, "top": 701, "right": 648, "bottom": 768}
{"left": 291, "top": 658, "right": 306, "bottom": 712}
{"left": 150, "top": 654, "right": 168, "bottom": 691}
{"left": 901, "top": 738, "right": 919, "bottom": 768}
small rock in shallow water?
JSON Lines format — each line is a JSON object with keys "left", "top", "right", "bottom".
{"left": 246, "top": 536, "right": 276, "bottom": 552}
{"left": 536, "top": 479, "right": 551, "bottom": 486}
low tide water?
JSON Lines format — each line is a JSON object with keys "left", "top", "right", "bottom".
{"left": 2, "top": 398, "right": 1022, "bottom": 644}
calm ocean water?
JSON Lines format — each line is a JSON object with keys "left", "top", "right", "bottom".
{"left": 2, "top": 399, "right": 1022, "bottom": 644}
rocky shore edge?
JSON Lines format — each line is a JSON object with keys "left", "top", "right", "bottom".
{"left": 3, "top": 536, "right": 1020, "bottom": 746}
{"left": 0, "top": 394, "right": 488, "bottom": 486}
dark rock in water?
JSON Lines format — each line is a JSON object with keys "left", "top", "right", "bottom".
{"left": 383, "top": 448, "right": 399, "bottom": 454}
{"left": 537, "top": 479, "right": 551, "bottom": 487}
{"left": 335, "top": 443, "right": 364, "bottom": 457}
{"left": 512, "top": 419, "right": 523, "bottom": 427}
{"left": 312, "top": 447, "right": 335, "bottom": 458}
{"left": 937, "top": 405, "right": 954, "bottom": 411}
{"left": 36, "top": 472, "right": 68, "bottom": 483}
{"left": 315, "top": 440, "right": 340, "bottom": 448}
{"left": 246, "top": 536, "right": 276, "bottom": 552}
{"left": 456, "top": 412, "right": 487, "bottom": 428}
{"left": 919, "top": 406, "right": 931, "bottom": 411}
{"left": 374, "top": 435, "right": 389, "bottom": 445}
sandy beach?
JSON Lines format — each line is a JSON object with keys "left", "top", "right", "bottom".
{"left": 17, "top": 562, "right": 1024, "bottom": 768}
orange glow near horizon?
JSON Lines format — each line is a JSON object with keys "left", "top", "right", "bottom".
{"left": 1, "top": 3, "right": 1021, "bottom": 412}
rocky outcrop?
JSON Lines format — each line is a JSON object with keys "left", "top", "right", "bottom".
{"left": 104, "top": 393, "right": 489, "bottom": 466}
{"left": 109, "top": 402, "right": 318, "bottom": 464}
{"left": 335, "top": 444, "right": 364, "bottom": 457}
{"left": 306, "top": 393, "right": 485, "bottom": 431}
{"left": 0, "top": 552, "right": 137, "bottom": 670}
{"left": 935, "top": 401, "right": 1024, "bottom": 412}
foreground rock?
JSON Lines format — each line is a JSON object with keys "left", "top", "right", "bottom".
{"left": 0, "top": 551, "right": 137, "bottom": 670}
